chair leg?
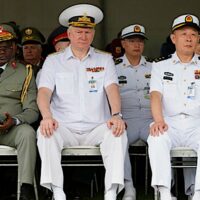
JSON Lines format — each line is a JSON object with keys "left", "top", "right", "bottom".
{"left": 17, "top": 171, "right": 38, "bottom": 200}
{"left": 17, "top": 168, "right": 20, "bottom": 200}
{"left": 154, "top": 187, "right": 159, "bottom": 200}
{"left": 133, "top": 157, "right": 137, "bottom": 184}
{"left": 34, "top": 176, "right": 39, "bottom": 200}
{"left": 90, "top": 179, "right": 94, "bottom": 198}
{"left": 94, "top": 173, "right": 98, "bottom": 193}
{"left": 175, "top": 169, "right": 178, "bottom": 198}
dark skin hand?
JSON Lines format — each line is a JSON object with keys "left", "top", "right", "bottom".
{"left": 0, "top": 113, "right": 15, "bottom": 133}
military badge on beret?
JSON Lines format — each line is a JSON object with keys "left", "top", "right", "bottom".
{"left": 25, "top": 28, "right": 33, "bottom": 35}
{"left": 134, "top": 25, "right": 141, "bottom": 33}
{"left": 185, "top": 15, "right": 193, "bottom": 23}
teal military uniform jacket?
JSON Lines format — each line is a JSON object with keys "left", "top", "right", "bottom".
{"left": 0, "top": 61, "right": 39, "bottom": 123}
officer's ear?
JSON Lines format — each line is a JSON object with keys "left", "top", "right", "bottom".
{"left": 170, "top": 33, "right": 176, "bottom": 45}
{"left": 121, "top": 39, "right": 125, "bottom": 49}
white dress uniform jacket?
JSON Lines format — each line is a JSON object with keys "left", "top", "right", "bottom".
{"left": 115, "top": 54, "right": 152, "bottom": 185}
{"left": 37, "top": 46, "right": 127, "bottom": 193}
{"left": 116, "top": 55, "right": 152, "bottom": 143}
{"left": 148, "top": 52, "right": 200, "bottom": 194}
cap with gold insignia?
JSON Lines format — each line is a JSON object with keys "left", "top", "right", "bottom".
{"left": 21, "top": 27, "right": 45, "bottom": 45}
{"left": 172, "top": 14, "right": 200, "bottom": 32}
{"left": 0, "top": 24, "right": 17, "bottom": 42}
{"left": 59, "top": 4, "right": 103, "bottom": 28}
{"left": 47, "top": 25, "right": 69, "bottom": 47}
{"left": 121, "top": 24, "right": 147, "bottom": 40}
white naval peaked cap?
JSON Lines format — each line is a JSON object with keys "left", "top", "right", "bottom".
{"left": 59, "top": 4, "right": 103, "bottom": 28}
{"left": 172, "top": 14, "right": 200, "bottom": 32}
{"left": 121, "top": 24, "right": 148, "bottom": 39}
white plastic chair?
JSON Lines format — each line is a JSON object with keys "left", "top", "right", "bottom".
{"left": 0, "top": 145, "right": 38, "bottom": 200}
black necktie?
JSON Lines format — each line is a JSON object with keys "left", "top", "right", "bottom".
{"left": 0, "top": 68, "right": 4, "bottom": 75}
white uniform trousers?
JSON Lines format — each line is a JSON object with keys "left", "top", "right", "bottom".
{"left": 148, "top": 115, "right": 200, "bottom": 194}
{"left": 37, "top": 123, "right": 128, "bottom": 193}
{"left": 124, "top": 117, "right": 151, "bottom": 184}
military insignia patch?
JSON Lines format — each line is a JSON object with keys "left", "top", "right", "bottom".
{"left": 154, "top": 54, "right": 172, "bottom": 62}
{"left": 163, "top": 76, "right": 173, "bottom": 81}
{"left": 164, "top": 72, "right": 174, "bottom": 76}
{"left": 145, "top": 56, "right": 153, "bottom": 63}
{"left": 194, "top": 70, "right": 200, "bottom": 79}
{"left": 11, "top": 61, "right": 17, "bottom": 69}
{"left": 114, "top": 58, "right": 123, "bottom": 65}
{"left": 134, "top": 25, "right": 141, "bottom": 33}
{"left": 86, "top": 67, "right": 104, "bottom": 72}
{"left": 118, "top": 75, "right": 127, "bottom": 85}
{"left": 25, "top": 28, "right": 32, "bottom": 35}
{"left": 145, "top": 74, "right": 151, "bottom": 78}
{"left": 185, "top": 15, "right": 193, "bottom": 23}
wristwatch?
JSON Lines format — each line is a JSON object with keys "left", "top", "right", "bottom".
{"left": 112, "top": 112, "right": 123, "bottom": 118}
{"left": 12, "top": 117, "right": 21, "bottom": 126}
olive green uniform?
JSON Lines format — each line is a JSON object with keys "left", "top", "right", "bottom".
{"left": 0, "top": 61, "right": 39, "bottom": 184}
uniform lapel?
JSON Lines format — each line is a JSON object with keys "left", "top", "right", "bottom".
{"left": 0, "top": 62, "right": 16, "bottom": 82}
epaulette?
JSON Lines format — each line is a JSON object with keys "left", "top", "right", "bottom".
{"left": 154, "top": 54, "right": 172, "bottom": 62}
{"left": 145, "top": 56, "right": 154, "bottom": 63}
{"left": 94, "top": 49, "right": 111, "bottom": 55}
{"left": 114, "top": 58, "right": 123, "bottom": 65}
{"left": 18, "top": 59, "right": 27, "bottom": 66}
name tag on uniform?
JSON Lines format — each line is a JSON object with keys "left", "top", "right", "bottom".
{"left": 187, "top": 82, "right": 195, "bottom": 99}
{"left": 164, "top": 72, "right": 174, "bottom": 76}
{"left": 163, "top": 76, "right": 173, "bottom": 81}
{"left": 118, "top": 75, "right": 127, "bottom": 86}
{"left": 144, "top": 83, "right": 150, "bottom": 99}
{"left": 88, "top": 77, "right": 98, "bottom": 92}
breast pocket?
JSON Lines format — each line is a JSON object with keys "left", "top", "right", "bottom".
{"left": 5, "top": 83, "right": 22, "bottom": 99}
{"left": 163, "top": 80, "right": 177, "bottom": 98}
{"left": 55, "top": 73, "right": 74, "bottom": 95}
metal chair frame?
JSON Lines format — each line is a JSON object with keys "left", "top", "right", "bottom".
{"left": 61, "top": 146, "right": 102, "bottom": 198}
{"left": 0, "top": 145, "right": 38, "bottom": 200}
{"left": 129, "top": 139, "right": 149, "bottom": 195}
{"left": 61, "top": 141, "right": 149, "bottom": 196}
{"left": 154, "top": 147, "right": 197, "bottom": 200}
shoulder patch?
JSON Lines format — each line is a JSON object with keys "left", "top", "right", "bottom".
{"left": 94, "top": 49, "right": 111, "bottom": 55}
{"left": 145, "top": 56, "right": 154, "bottom": 63}
{"left": 154, "top": 54, "right": 172, "bottom": 62}
{"left": 114, "top": 58, "right": 123, "bottom": 65}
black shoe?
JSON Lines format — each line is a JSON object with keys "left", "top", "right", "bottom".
{"left": 19, "top": 183, "right": 35, "bottom": 200}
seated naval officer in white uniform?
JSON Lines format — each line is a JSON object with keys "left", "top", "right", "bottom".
{"left": 36, "top": 4, "right": 128, "bottom": 200}
{"left": 148, "top": 14, "right": 200, "bottom": 200}
{"left": 115, "top": 24, "right": 152, "bottom": 200}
